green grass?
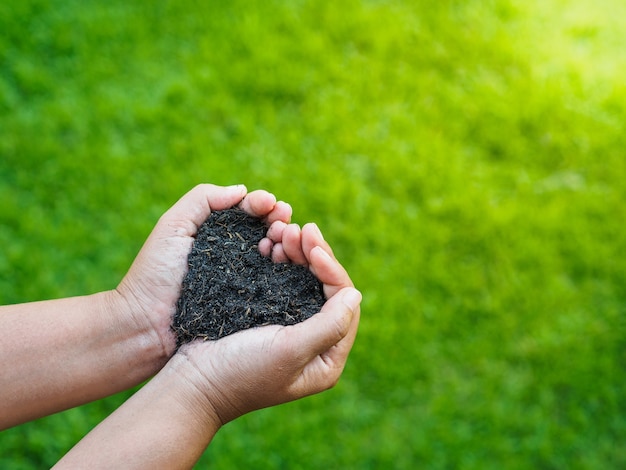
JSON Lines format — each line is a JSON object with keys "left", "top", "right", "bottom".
{"left": 1, "top": 0, "right": 625, "bottom": 468}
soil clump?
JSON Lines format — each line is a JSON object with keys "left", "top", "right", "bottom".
{"left": 173, "top": 208, "right": 325, "bottom": 346}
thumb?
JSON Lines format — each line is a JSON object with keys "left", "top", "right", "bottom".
{"left": 289, "top": 287, "right": 362, "bottom": 360}
{"left": 159, "top": 184, "right": 248, "bottom": 236}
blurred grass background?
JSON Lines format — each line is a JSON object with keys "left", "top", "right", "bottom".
{"left": 1, "top": 0, "right": 625, "bottom": 468}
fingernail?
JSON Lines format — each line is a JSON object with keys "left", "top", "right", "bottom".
{"left": 229, "top": 184, "right": 246, "bottom": 192}
{"left": 313, "top": 245, "right": 332, "bottom": 261}
{"left": 312, "top": 223, "right": 324, "bottom": 240}
{"left": 342, "top": 288, "right": 362, "bottom": 310}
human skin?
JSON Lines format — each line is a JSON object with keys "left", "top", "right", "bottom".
{"left": 54, "top": 225, "right": 361, "bottom": 469}
{"left": 0, "top": 184, "right": 293, "bottom": 430}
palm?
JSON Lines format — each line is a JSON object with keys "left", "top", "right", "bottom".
{"left": 117, "top": 184, "right": 293, "bottom": 355}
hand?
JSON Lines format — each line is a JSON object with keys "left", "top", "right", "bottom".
{"left": 50, "top": 196, "right": 361, "bottom": 468}
{"left": 174, "top": 223, "right": 361, "bottom": 425}
{"left": 114, "top": 184, "right": 293, "bottom": 357}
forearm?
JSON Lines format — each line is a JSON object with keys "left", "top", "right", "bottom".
{"left": 54, "top": 353, "right": 221, "bottom": 470}
{"left": 0, "top": 290, "right": 170, "bottom": 429}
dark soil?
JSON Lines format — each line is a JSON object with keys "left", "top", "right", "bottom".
{"left": 172, "top": 208, "right": 325, "bottom": 346}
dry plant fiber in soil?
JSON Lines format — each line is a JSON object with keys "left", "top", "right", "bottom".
{"left": 172, "top": 208, "right": 325, "bottom": 346}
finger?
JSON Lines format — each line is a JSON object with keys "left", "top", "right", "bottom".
{"left": 285, "top": 287, "right": 361, "bottom": 397}
{"left": 258, "top": 238, "right": 273, "bottom": 258}
{"left": 282, "top": 224, "right": 307, "bottom": 265}
{"left": 288, "top": 287, "right": 361, "bottom": 362}
{"left": 302, "top": 223, "right": 336, "bottom": 262}
{"left": 159, "top": 184, "right": 247, "bottom": 236}
{"left": 271, "top": 243, "right": 289, "bottom": 263}
{"left": 318, "top": 288, "right": 361, "bottom": 368}
{"left": 301, "top": 224, "right": 352, "bottom": 297}
{"left": 239, "top": 190, "right": 277, "bottom": 218}
{"left": 309, "top": 246, "right": 353, "bottom": 299}
{"left": 265, "top": 201, "right": 292, "bottom": 225}
{"left": 266, "top": 221, "right": 287, "bottom": 243}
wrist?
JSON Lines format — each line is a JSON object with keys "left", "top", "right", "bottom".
{"left": 173, "top": 342, "right": 252, "bottom": 426}
{"left": 163, "top": 351, "right": 226, "bottom": 431}
{"left": 102, "top": 288, "right": 175, "bottom": 373}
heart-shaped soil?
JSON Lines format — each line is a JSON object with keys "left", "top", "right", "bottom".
{"left": 172, "top": 208, "right": 325, "bottom": 346}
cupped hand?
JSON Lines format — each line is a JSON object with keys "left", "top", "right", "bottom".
{"left": 115, "top": 184, "right": 293, "bottom": 357}
{"left": 176, "top": 223, "right": 361, "bottom": 425}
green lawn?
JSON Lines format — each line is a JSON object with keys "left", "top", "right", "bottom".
{"left": 1, "top": 0, "right": 625, "bottom": 468}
